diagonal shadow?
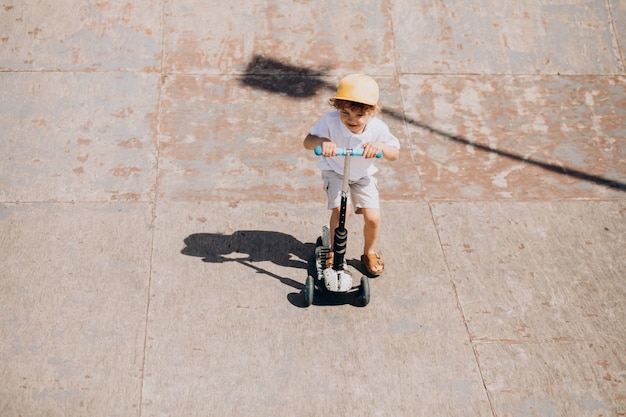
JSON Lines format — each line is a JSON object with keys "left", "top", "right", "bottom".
{"left": 240, "top": 54, "right": 626, "bottom": 192}
{"left": 382, "top": 108, "right": 626, "bottom": 192}
{"left": 182, "top": 231, "right": 317, "bottom": 292}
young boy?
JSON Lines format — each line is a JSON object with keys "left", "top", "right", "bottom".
{"left": 303, "top": 73, "right": 400, "bottom": 276}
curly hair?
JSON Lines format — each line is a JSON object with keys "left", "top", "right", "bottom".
{"left": 329, "top": 98, "right": 381, "bottom": 116}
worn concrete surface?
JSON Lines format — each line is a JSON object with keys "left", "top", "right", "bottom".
{"left": 1, "top": 1, "right": 625, "bottom": 416}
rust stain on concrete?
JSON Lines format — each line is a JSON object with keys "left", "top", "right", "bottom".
{"left": 109, "top": 192, "right": 141, "bottom": 202}
{"left": 118, "top": 137, "right": 143, "bottom": 149}
{"left": 110, "top": 167, "right": 142, "bottom": 177}
{"left": 111, "top": 107, "right": 134, "bottom": 118}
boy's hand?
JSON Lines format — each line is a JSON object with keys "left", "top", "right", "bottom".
{"left": 363, "top": 142, "right": 383, "bottom": 159}
{"left": 320, "top": 141, "right": 337, "bottom": 157}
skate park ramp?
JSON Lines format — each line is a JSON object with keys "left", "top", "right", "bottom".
{"left": 1, "top": 1, "right": 625, "bottom": 416}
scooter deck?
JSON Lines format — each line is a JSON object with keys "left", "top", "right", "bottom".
{"left": 314, "top": 230, "right": 354, "bottom": 293}
{"left": 305, "top": 237, "right": 369, "bottom": 306}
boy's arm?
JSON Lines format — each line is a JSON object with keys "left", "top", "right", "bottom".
{"left": 303, "top": 134, "right": 336, "bottom": 156}
{"left": 363, "top": 141, "right": 400, "bottom": 161}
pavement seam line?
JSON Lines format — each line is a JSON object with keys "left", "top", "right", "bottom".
{"left": 427, "top": 202, "right": 498, "bottom": 417}
{"left": 138, "top": 1, "right": 168, "bottom": 415}
{"left": 606, "top": 0, "right": 626, "bottom": 73}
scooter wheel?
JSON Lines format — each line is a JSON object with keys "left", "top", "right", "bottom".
{"left": 304, "top": 275, "right": 315, "bottom": 307}
{"left": 360, "top": 275, "right": 370, "bottom": 306}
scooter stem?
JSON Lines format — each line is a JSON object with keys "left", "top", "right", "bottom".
{"left": 333, "top": 150, "right": 352, "bottom": 271}
{"left": 338, "top": 150, "right": 352, "bottom": 228}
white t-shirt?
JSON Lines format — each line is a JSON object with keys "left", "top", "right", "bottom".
{"left": 309, "top": 110, "right": 400, "bottom": 181}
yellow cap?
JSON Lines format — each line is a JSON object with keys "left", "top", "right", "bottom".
{"left": 333, "top": 74, "right": 379, "bottom": 106}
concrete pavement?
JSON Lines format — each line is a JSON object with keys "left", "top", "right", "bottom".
{"left": 1, "top": 1, "right": 625, "bottom": 416}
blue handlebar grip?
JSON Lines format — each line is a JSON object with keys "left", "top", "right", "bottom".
{"left": 314, "top": 145, "right": 382, "bottom": 158}
{"left": 350, "top": 148, "right": 383, "bottom": 158}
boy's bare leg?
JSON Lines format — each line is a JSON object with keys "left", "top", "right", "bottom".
{"left": 331, "top": 207, "right": 380, "bottom": 252}
{"left": 328, "top": 207, "right": 342, "bottom": 248}
{"left": 361, "top": 208, "right": 383, "bottom": 273}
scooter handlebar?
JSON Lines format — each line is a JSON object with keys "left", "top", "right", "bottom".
{"left": 314, "top": 145, "right": 382, "bottom": 158}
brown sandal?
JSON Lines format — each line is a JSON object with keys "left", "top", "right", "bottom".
{"left": 361, "top": 253, "right": 384, "bottom": 276}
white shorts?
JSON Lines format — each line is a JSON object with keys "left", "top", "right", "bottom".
{"left": 322, "top": 170, "right": 379, "bottom": 211}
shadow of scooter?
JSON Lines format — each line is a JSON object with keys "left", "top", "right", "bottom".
{"left": 182, "top": 231, "right": 321, "bottom": 306}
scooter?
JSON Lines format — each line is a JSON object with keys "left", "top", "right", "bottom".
{"left": 303, "top": 145, "right": 382, "bottom": 307}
